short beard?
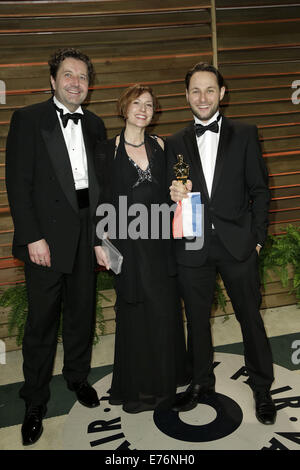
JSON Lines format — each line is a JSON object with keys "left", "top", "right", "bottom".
{"left": 190, "top": 103, "right": 220, "bottom": 123}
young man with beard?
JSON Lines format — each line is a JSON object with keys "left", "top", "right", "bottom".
{"left": 167, "top": 62, "right": 276, "bottom": 425}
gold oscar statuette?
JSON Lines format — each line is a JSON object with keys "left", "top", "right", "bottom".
{"left": 174, "top": 154, "right": 190, "bottom": 185}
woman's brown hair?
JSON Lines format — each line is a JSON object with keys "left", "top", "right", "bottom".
{"left": 117, "top": 84, "right": 159, "bottom": 120}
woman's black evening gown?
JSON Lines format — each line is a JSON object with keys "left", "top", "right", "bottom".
{"left": 97, "top": 131, "right": 188, "bottom": 413}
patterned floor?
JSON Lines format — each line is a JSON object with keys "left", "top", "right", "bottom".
{"left": 0, "top": 305, "right": 299, "bottom": 451}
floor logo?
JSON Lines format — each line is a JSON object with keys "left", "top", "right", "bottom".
{"left": 153, "top": 392, "right": 243, "bottom": 442}
{"left": 63, "top": 353, "right": 300, "bottom": 450}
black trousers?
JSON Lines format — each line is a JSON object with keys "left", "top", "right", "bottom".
{"left": 19, "top": 208, "right": 97, "bottom": 406}
{"left": 177, "top": 231, "right": 274, "bottom": 392}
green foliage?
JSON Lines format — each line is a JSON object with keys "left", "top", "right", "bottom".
{"left": 0, "top": 283, "right": 28, "bottom": 346}
{"left": 259, "top": 225, "right": 300, "bottom": 307}
{"left": 214, "top": 274, "right": 227, "bottom": 312}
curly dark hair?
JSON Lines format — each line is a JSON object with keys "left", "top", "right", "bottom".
{"left": 48, "top": 48, "right": 94, "bottom": 85}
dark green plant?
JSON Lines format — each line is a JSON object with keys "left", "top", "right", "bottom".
{"left": 259, "top": 225, "right": 300, "bottom": 307}
{"left": 214, "top": 274, "right": 227, "bottom": 316}
{"left": 0, "top": 283, "right": 28, "bottom": 346}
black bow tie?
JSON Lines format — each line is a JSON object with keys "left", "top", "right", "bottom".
{"left": 194, "top": 120, "right": 219, "bottom": 137}
{"left": 54, "top": 103, "right": 83, "bottom": 128}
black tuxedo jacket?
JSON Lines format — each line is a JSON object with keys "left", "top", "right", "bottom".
{"left": 6, "top": 98, "right": 106, "bottom": 273}
{"left": 167, "top": 116, "right": 270, "bottom": 266}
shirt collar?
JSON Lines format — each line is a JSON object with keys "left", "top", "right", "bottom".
{"left": 53, "top": 96, "right": 83, "bottom": 115}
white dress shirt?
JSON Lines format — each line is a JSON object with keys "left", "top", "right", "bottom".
{"left": 54, "top": 96, "right": 89, "bottom": 190}
{"left": 195, "top": 110, "right": 221, "bottom": 198}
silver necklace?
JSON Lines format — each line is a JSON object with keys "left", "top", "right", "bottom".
{"left": 124, "top": 139, "right": 145, "bottom": 148}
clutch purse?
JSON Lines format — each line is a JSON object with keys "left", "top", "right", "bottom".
{"left": 101, "top": 237, "right": 123, "bottom": 275}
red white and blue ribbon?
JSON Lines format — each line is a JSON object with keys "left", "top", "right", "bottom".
{"left": 173, "top": 192, "right": 202, "bottom": 238}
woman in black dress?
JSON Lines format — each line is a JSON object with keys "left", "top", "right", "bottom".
{"left": 95, "top": 85, "right": 188, "bottom": 414}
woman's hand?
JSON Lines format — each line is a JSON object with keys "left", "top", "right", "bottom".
{"left": 94, "top": 245, "right": 110, "bottom": 270}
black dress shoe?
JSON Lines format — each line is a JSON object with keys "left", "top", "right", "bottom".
{"left": 172, "top": 384, "right": 215, "bottom": 412}
{"left": 21, "top": 404, "right": 47, "bottom": 446}
{"left": 70, "top": 381, "right": 100, "bottom": 408}
{"left": 254, "top": 390, "right": 277, "bottom": 425}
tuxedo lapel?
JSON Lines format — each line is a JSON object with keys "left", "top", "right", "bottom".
{"left": 81, "top": 113, "right": 100, "bottom": 217}
{"left": 183, "top": 123, "right": 209, "bottom": 201}
{"left": 210, "top": 116, "right": 232, "bottom": 201}
{"left": 41, "top": 101, "right": 78, "bottom": 214}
